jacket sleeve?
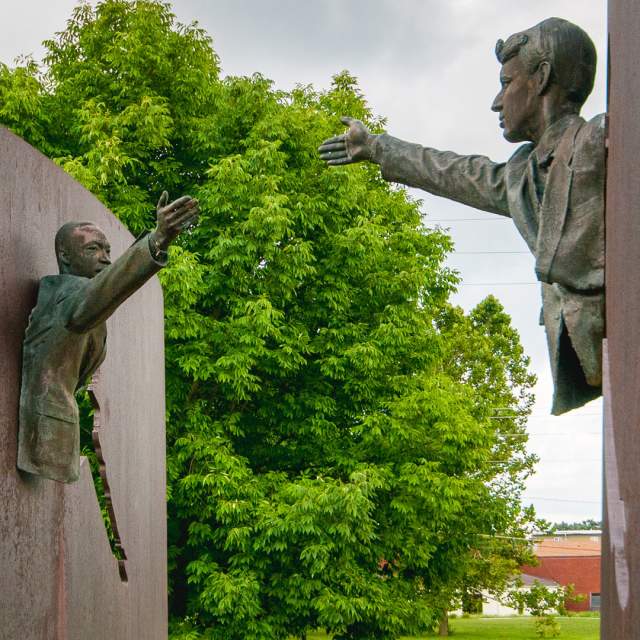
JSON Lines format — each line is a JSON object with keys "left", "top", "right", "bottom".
{"left": 67, "top": 235, "right": 166, "bottom": 332}
{"left": 373, "top": 133, "right": 511, "bottom": 217}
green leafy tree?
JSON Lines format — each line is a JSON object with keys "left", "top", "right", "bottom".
{"left": 425, "top": 300, "right": 539, "bottom": 636}
{"left": 504, "top": 580, "right": 580, "bottom": 638}
{"left": 1, "top": 2, "right": 537, "bottom": 638}
{"left": 552, "top": 519, "right": 601, "bottom": 531}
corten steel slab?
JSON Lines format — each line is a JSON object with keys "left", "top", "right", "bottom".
{"left": 603, "top": 1, "right": 640, "bottom": 637}
{"left": 0, "top": 127, "right": 167, "bottom": 639}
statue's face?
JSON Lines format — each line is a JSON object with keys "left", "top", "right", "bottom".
{"left": 61, "top": 225, "right": 112, "bottom": 278}
{"left": 491, "top": 54, "right": 540, "bottom": 143}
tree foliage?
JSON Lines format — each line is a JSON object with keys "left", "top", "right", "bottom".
{"left": 504, "top": 580, "right": 580, "bottom": 639}
{"left": 552, "top": 519, "right": 601, "bottom": 531}
{"left": 1, "top": 2, "right": 537, "bottom": 638}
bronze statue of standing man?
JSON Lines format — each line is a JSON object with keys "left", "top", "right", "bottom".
{"left": 319, "top": 17, "right": 604, "bottom": 415}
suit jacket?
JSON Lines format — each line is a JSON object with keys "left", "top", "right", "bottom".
{"left": 17, "top": 236, "right": 166, "bottom": 482}
{"left": 372, "top": 113, "right": 605, "bottom": 414}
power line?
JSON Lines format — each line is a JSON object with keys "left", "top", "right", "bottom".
{"left": 460, "top": 282, "right": 539, "bottom": 286}
{"left": 426, "top": 218, "right": 511, "bottom": 222}
{"left": 536, "top": 459, "right": 602, "bottom": 463}
{"left": 498, "top": 432, "right": 601, "bottom": 436}
{"left": 452, "top": 250, "right": 530, "bottom": 255}
{"left": 523, "top": 496, "right": 601, "bottom": 505}
{"left": 490, "top": 459, "right": 601, "bottom": 464}
{"left": 490, "top": 416, "right": 602, "bottom": 419}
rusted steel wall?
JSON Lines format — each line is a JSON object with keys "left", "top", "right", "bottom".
{"left": 0, "top": 127, "right": 167, "bottom": 639}
{"left": 603, "top": 1, "right": 640, "bottom": 637}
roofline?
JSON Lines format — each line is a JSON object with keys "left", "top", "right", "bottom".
{"left": 537, "top": 530, "right": 602, "bottom": 536}
{"left": 534, "top": 554, "right": 601, "bottom": 559}
{"left": 552, "top": 530, "right": 602, "bottom": 535}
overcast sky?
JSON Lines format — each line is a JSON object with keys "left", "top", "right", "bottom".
{"left": 0, "top": 0, "right": 607, "bottom": 523}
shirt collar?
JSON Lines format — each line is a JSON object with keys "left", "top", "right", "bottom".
{"left": 534, "top": 114, "right": 582, "bottom": 168}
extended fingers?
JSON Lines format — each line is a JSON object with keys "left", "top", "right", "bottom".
{"left": 319, "top": 133, "right": 347, "bottom": 147}
{"left": 176, "top": 212, "right": 199, "bottom": 231}
{"left": 326, "top": 157, "right": 354, "bottom": 166}
{"left": 319, "top": 139, "right": 350, "bottom": 163}
{"left": 171, "top": 200, "right": 199, "bottom": 227}
{"left": 320, "top": 150, "right": 350, "bottom": 163}
{"left": 318, "top": 141, "right": 347, "bottom": 153}
{"left": 172, "top": 199, "right": 199, "bottom": 217}
{"left": 176, "top": 201, "right": 200, "bottom": 220}
{"left": 162, "top": 195, "right": 192, "bottom": 212}
{"left": 161, "top": 197, "right": 196, "bottom": 218}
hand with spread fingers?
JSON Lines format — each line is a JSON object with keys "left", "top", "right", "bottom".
{"left": 152, "top": 191, "right": 200, "bottom": 250}
{"left": 318, "top": 116, "right": 377, "bottom": 165}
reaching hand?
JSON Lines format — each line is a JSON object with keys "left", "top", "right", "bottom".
{"left": 318, "top": 116, "right": 377, "bottom": 165}
{"left": 153, "top": 191, "right": 200, "bottom": 250}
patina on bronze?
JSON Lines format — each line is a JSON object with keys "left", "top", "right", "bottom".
{"left": 17, "top": 192, "right": 199, "bottom": 483}
{"left": 319, "top": 17, "right": 604, "bottom": 416}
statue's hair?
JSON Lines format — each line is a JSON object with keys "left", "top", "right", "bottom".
{"left": 495, "top": 17, "right": 597, "bottom": 108}
{"left": 54, "top": 221, "right": 99, "bottom": 272}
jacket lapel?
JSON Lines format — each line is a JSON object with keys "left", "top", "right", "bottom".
{"left": 534, "top": 120, "right": 583, "bottom": 283}
{"left": 506, "top": 147, "right": 539, "bottom": 254}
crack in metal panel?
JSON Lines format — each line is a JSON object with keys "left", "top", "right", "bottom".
{"left": 87, "top": 377, "right": 128, "bottom": 582}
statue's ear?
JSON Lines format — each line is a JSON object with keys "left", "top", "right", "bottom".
{"left": 58, "top": 249, "right": 71, "bottom": 271}
{"left": 535, "top": 60, "right": 552, "bottom": 96}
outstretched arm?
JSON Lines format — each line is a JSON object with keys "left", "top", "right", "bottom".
{"left": 319, "top": 117, "right": 510, "bottom": 217}
{"left": 68, "top": 193, "right": 199, "bottom": 332}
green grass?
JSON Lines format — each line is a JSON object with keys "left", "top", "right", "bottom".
{"left": 305, "top": 615, "right": 600, "bottom": 639}
{"left": 437, "top": 616, "right": 599, "bottom": 639}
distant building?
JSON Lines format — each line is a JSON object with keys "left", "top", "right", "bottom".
{"left": 482, "top": 574, "right": 560, "bottom": 616}
{"left": 452, "top": 574, "right": 560, "bottom": 618}
{"left": 521, "top": 530, "right": 601, "bottom": 612}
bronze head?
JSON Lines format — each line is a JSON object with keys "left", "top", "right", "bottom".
{"left": 55, "top": 221, "right": 112, "bottom": 278}
{"left": 491, "top": 18, "right": 597, "bottom": 143}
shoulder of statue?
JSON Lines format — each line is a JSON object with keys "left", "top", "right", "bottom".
{"left": 56, "top": 273, "right": 89, "bottom": 286}
{"left": 37, "top": 273, "right": 82, "bottom": 290}
{"left": 27, "top": 276, "right": 85, "bottom": 318}
{"left": 48, "top": 274, "right": 89, "bottom": 302}
{"left": 573, "top": 113, "right": 606, "bottom": 161}
{"left": 582, "top": 113, "right": 606, "bottom": 140}
{"left": 586, "top": 113, "right": 606, "bottom": 130}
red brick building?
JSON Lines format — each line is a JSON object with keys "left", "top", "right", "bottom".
{"left": 521, "top": 531, "right": 601, "bottom": 612}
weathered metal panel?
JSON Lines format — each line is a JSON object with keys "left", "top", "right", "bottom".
{"left": 0, "top": 126, "right": 167, "bottom": 639}
{"left": 603, "top": 1, "right": 640, "bottom": 637}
